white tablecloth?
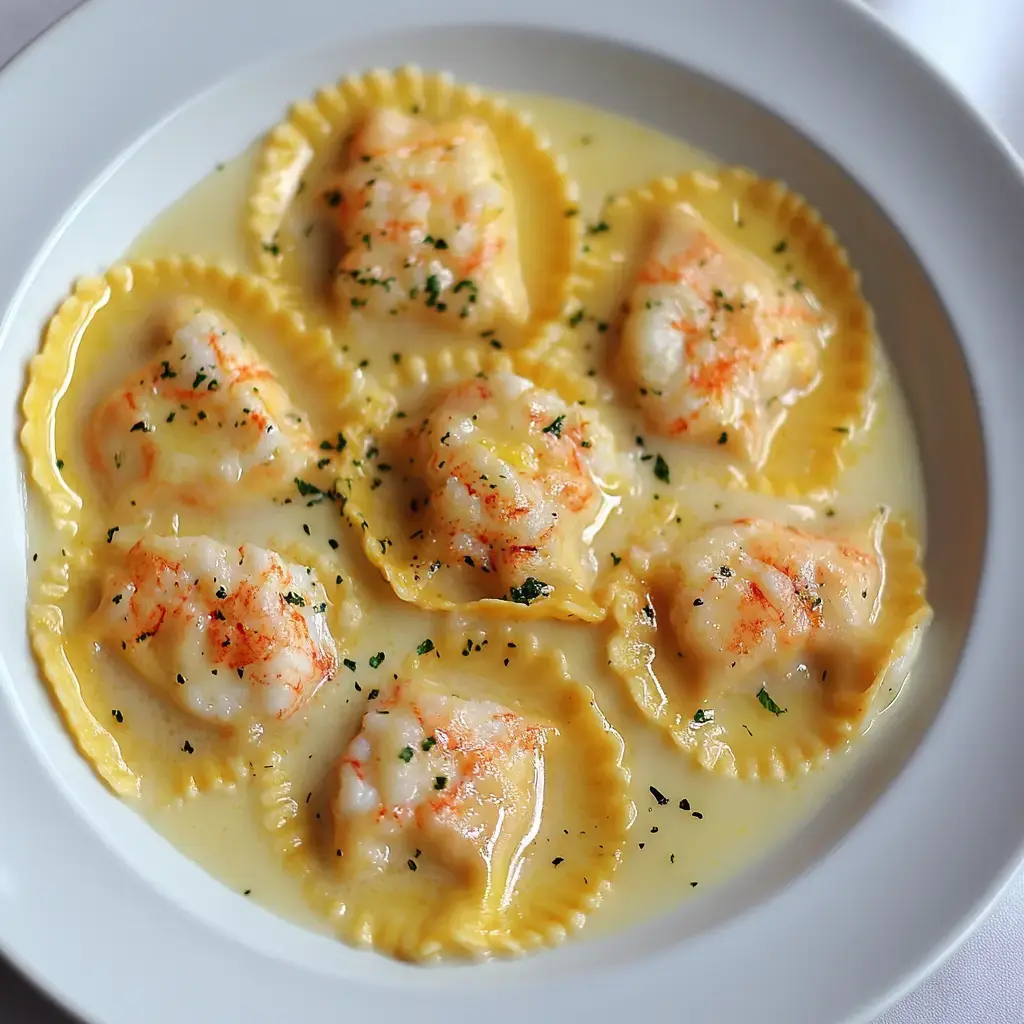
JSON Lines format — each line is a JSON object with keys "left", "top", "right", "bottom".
{"left": 0, "top": 0, "right": 1022, "bottom": 1020}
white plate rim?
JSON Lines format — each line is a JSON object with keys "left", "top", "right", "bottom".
{"left": 1, "top": 1, "right": 1023, "bottom": 1022}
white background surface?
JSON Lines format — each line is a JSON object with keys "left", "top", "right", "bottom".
{"left": 0, "top": 0, "right": 1021, "bottom": 1021}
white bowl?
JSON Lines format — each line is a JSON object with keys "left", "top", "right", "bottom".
{"left": 1, "top": 1, "right": 1021, "bottom": 1022}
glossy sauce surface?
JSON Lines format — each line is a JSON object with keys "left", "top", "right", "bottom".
{"left": 41, "top": 92, "right": 926, "bottom": 940}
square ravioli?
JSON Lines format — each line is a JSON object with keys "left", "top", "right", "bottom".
{"left": 620, "top": 204, "right": 829, "bottom": 465}
{"left": 327, "top": 108, "right": 528, "bottom": 330}
{"left": 87, "top": 299, "right": 314, "bottom": 506}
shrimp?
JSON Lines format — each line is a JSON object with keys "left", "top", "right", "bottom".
{"left": 87, "top": 298, "right": 314, "bottom": 507}
{"left": 671, "top": 518, "right": 881, "bottom": 684}
{"left": 333, "top": 679, "right": 545, "bottom": 886}
{"left": 620, "top": 204, "right": 827, "bottom": 465}
{"left": 415, "top": 372, "right": 612, "bottom": 592}
{"left": 325, "top": 107, "right": 528, "bottom": 330}
{"left": 95, "top": 535, "right": 337, "bottom": 725}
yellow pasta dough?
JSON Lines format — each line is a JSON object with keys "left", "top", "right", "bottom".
{"left": 22, "top": 259, "right": 372, "bottom": 801}
{"left": 339, "top": 348, "right": 624, "bottom": 621}
{"left": 258, "top": 626, "right": 629, "bottom": 959}
{"left": 606, "top": 513, "right": 931, "bottom": 778}
{"left": 249, "top": 66, "right": 578, "bottom": 353}
{"left": 568, "top": 169, "right": 876, "bottom": 496}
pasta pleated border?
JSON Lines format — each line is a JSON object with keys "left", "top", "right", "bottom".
{"left": 564, "top": 168, "right": 877, "bottom": 498}
{"left": 248, "top": 65, "right": 580, "bottom": 354}
{"left": 21, "top": 257, "right": 376, "bottom": 802}
{"left": 338, "top": 344, "right": 622, "bottom": 622}
{"left": 258, "top": 622, "right": 631, "bottom": 960}
{"left": 605, "top": 516, "right": 931, "bottom": 780}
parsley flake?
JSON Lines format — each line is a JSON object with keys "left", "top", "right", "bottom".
{"left": 542, "top": 415, "right": 565, "bottom": 437}
{"left": 756, "top": 686, "right": 788, "bottom": 716}
{"left": 508, "top": 577, "right": 552, "bottom": 606}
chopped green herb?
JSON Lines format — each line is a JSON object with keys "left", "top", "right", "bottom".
{"left": 611, "top": 552, "right": 622, "bottom": 566}
{"left": 422, "top": 736, "right": 437, "bottom": 751}
{"left": 407, "top": 858, "right": 418, "bottom": 871}
{"left": 182, "top": 740, "right": 195, "bottom": 754}
{"left": 693, "top": 708, "right": 713, "bottom": 724}
{"left": 756, "top": 686, "right": 788, "bottom": 716}
{"left": 434, "top": 776, "right": 448, "bottom": 790}
{"left": 508, "top": 577, "right": 552, "bottom": 606}
{"left": 294, "top": 478, "right": 321, "bottom": 498}
{"left": 111, "top": 709, "right": 123, "bottom": 724}
{"left": 542, "top": 415, "right": 565, "bottom": 437}
{"left": 717, "top": 431, "right": 728, "bottom": 445}
{"left": 653, "top": 454, "right": 670, "bottom": 483}
{"left": 416, "top": 639, "right": 435, "bottom": 656}
{"left": 398, "top": 746, "right": 414, "bottom": 763}
{"left": 649, "top": 786, "right": 669, "bottom": 806}
{"left": 159, "top": 360, "right": 177, "bottom": 379}
{"left": 368, "top": 651, "right": 385, "bottom": 669}
{"left": 284, "top": 592, "right": 306, "bottom": 606}
{"left": 424, "top": 274, "right": 442, "bottom": 308}
{"left": 129, "top": 420, "right": 149, "bottom": 433}
{"left": 106, "top": 526, "right": 119, "bottom": 544}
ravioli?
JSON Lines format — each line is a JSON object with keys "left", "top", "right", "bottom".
{"left": 326, "top": 108, "right": 528, "bottom": 331}
{"left": 607, "top": 513, "right": 931, "bottom": 778}
{"left": 568, "top": 168, "right": 875, "bottom": 494}
{"left": 621, "top": 204, "right": 826, "bottom": 465}
{"left": 345, "top": 366, "right": 620, "bottom": 621}
{"left": 94, "top": 535, "right": 337, "bottom": 725}
{"left": 257, "top": 627, "right": 629, "bottom": 960}
{"left": 87, "top": 299, "right": 314, "bottom": 508}
{"left": 249, "top": 67, "right": 578, "bottom": 353}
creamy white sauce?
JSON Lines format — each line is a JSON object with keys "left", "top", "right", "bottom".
{"left": 24, "top": 91, "right": 927, "bottom": 946}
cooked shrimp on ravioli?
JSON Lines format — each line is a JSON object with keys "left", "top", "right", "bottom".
{"left": 88, "top": 298, "right": 314, "bottom": 506}
{"left": 672, "top": 517, "right": 881, "bottom": 687}
{"left": 325, "top": 108, "right": 527, "bottom": 330}
{"left": 417, "top": 371, "right": 615, "bottom": 600}
{"left": 620, "top": 204, "right": 830, "bottom": 465}
{"left": 95, "top": 536, "right": 337, "bottom": 725}
{"left": 333, "top": 679, "right": 545, "bottom": 902}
